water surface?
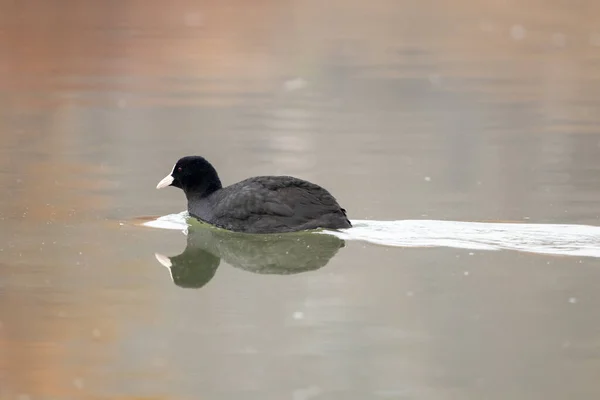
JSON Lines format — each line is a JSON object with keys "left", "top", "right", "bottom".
{"left": 2, "top": 1, "right": 600, "bottom": 399}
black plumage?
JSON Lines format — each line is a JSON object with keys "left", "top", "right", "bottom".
{"left": 156, "top": 156, "right": 351, "bottom": 234}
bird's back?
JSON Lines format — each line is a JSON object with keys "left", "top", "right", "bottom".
{"left": 199, "top": 176, "right": 351, "bottom": 233}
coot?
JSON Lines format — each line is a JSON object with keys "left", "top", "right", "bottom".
{"left": 156, "top": 156, "right": 352, "bottom": 234}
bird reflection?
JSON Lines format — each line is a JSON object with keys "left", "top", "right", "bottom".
{"left": 154, "top": 224, "right": 346, "bottom": 289}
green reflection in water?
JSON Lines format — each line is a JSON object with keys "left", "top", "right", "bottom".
{"left": 155, "top": 222, "right": 345, "bottom": 289}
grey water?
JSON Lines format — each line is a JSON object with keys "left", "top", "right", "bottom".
{"left": 3, "top": 1, "right": 600, "bottom": 399}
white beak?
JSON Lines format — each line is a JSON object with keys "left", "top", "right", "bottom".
{"left": 155, "top": 253, "right": 172, "bottom": 268}
{"left": 156, "top": 174, "right": 174, "bottom": 189}
{"left": 155, "top": 253, "right": 174, "bottom": 283}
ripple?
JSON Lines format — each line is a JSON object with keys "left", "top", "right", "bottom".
{"left": 141, "top": 212, "right": 600, "bottom": 258}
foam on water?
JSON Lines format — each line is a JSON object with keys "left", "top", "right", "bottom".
{"left": 141, "top": 212, "right": 600, "bottom": 258}
{"left": 142, "top": 211, "right": 191, "bottom": 232}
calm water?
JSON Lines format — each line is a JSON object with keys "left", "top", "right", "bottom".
{"left": 3, "top": 1, "right": 600, "bottom": 399}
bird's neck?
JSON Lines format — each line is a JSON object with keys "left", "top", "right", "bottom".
{"left": 183, "top": 176, "right": 223, "bottom": 200}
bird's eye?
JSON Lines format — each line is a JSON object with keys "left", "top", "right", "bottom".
{"left": 177, "top": 167, "right": 183, "bottom": 172}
